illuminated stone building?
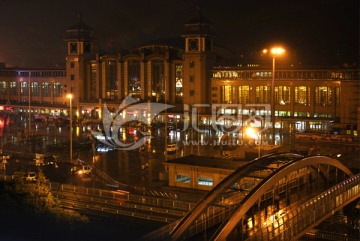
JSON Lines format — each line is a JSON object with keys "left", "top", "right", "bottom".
{"left": 0, "top": 14, "right": 358, "bottom": 136}
{"left": 211, "top": 68, "right": 359, "bottom": 136}
{"left": 0, "top": 66, "right": 67, "bottom": 116}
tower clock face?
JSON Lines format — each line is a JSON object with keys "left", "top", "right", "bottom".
{"left": 70, "top": 43, "right": 78, "bottom": 53}
{"left": 188, "top": 39, "right": 199, "bottom": 51}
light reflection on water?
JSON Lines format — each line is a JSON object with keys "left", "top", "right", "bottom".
{"left": 78, "top": 148, "right": 164, "bottom": 188}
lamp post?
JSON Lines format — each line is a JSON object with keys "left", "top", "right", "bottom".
{"left": 28, "top": 70, "right": 31, "bottom": 138}
{"left": 67, "top": 94, "right": 73, "bottom": 162}
{"left": 164, "top": 77, "right": 168, "bottom": 162}
{"left": 263, "top": 47, "right": 285, "bottom": 145}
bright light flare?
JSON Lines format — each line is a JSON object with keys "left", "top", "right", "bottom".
{"left": 66, "top": 93, "right": 73, "bottom": 99}
{"left": 263, "top": 47, "right": 285, "bottom": 56}
{"left": 245, "top": 127, "right": 258, "bottom": 139}
{"left": 270, "top": 47, "right": 285, "bottom": 55}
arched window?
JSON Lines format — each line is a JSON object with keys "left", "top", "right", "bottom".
{"left": 151, "top": 60, "right": 165, "bottom": 102}
{"left": 255, "top": 86, "right": 270, "bottom": 103}
{"left": 295, "top": 86, "right": 310, "bottom": 106}
{"left": 221, "top": 85, "right": 234, "bottom": 103}
{"left": 128, "top": 60, "right": 141, "bottom": 99}
{"left": 315, "top": 86, "right": 332, "bottom": 106}
{"left": 238, "top": 86, "right": 249, "bottom": 104}
{"left": 275, "top": 86, "right": 291, "bottom": 105}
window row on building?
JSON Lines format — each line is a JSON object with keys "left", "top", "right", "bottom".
{"left": 213, "top": 85, "right": 339, "bottom": 107}
{"left": 0, "top": 81, "right": 67, "bottom": 97}
{"left": 212, "top": 69, "right": 359, "bottom": 80}
{"left": 78, "top": 52, "right": 184, "bottom": 104}
{"left": 0, "top": 70, "right": 66, "bottom": 78}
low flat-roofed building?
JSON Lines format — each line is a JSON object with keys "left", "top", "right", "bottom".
{"left": 164, "top": 155, "right": 248, "bottom": 190}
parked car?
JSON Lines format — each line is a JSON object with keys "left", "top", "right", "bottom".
{"left": 12, "top": 172, "right": 37, "bottom": 182}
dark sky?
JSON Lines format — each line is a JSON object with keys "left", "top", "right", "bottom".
{"left": 0, "top": 0, "right": 358, "bottom": 68}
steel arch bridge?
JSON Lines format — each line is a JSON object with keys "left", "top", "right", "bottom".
{"left": 157, "top": 153, "right": 358, "bottom": 241}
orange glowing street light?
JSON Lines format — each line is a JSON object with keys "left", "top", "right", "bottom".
{"left": 246, "top": 127, "right": 261, "bottom": 158}
{"left": 263, "top": 47, "right": 285, "bottom": 145}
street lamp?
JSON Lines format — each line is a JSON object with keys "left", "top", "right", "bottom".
{"left": 28, "top": 70, "right": 31, "bottom": 138}
{"left": 263, "top": 47, "right": 285, "bottom": 145}
{"left": 67, "top": 94, "right": 73, "bottom": 162}
{"left": 246, "top": 127, "right": 261, "bottom": 158}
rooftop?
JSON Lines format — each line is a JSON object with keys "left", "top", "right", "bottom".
{"left": 164, "top": 155, "right": 248, "bottom": 170}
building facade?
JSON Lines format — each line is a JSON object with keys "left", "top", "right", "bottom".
{"left": 0, "top": 15, "right": 359, "bottom": 137}
{"left": 0, "top": 66, "right": 68, "bottom": 116}
{"left": 211, "top": 68, "right": 359, "bottom": 136}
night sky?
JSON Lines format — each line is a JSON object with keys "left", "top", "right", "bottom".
{"left": 0, "top": 0, "right": 358, "bottom": 68}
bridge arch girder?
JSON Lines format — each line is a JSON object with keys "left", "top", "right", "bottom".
{"left": 171, "top": 153, "right": 304, "bottom": 240}
{"left": 170, "top": 154, "right": 352, "bottom": 241}
{"left": 211, "top": 155, "right": 353, "bottom": 240}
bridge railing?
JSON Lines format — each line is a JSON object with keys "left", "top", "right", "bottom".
{"left": 246, "top": 173, "right": 360, "bottom": 241}
{"left": 138, "top": 172, "right": 314, "bottom": 240}
{"left": 305, "top": 229, "right": 359, "bottom": 241}
{"left": 137, "top": 205, "right": 232, "bottom": 241}
{"left": 49, "top": 182, "right": 195, "bottom": 212}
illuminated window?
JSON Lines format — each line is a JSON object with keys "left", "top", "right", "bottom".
{"left": 198, "top": 177, "right": 213, "bottom": 186}
{"left": 32, "top": 82, "right": 39, "bottom": 96}
{"left": 315, "top": 86, "right": 332, "bottom": 106}
{"left": 128, "top": 60, "right": 141, "bottom": 99}
{"left": 238, "top": 86, "right": 249, "bottom": 103}
{"left": 189, "top": 61, "right": 194, "bottom": 68}
{"left": 53, "top": 83, "right": 61, "bottom": 97}
{"left": 42, "top": 82, "right": 51, "bottom": 97}
{"left": 175, "top": 64, "right": 183, "bottom": 103}
{"left": 176, "top": 174, "right": 190, "bottom": 183}
{"left": 20, "top": 81, "right": 28, "bottom": 96}
{"left": 295, "top": 86, "right": 310, "bottom": 106}
{"left": 90, "top": 62, "right": 97, "bottom": 99}
{"left": 275, "top": 86, "right": 290, "bottom": 105}
{"left": 278, "top": 111, "right": 290, "bottom": 117}
{"left": 103, "top": 59, "right": 118, "bottom": 100}
{"left": 10, "top": 82, "right": 17, "bottom": 96}
{"left": 151, "top": 60, "right": 165, "bottom": 102}
{"left": 221, "top": 85, "right": 234, "bottom": 103}
{"left": 255, "top": 86, "right": 270, "bottom": 103}
{"left": 0, "top": 81, "right": 6, "bottom": 95}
